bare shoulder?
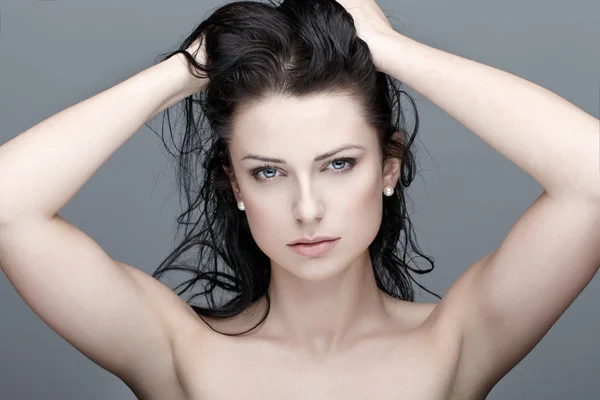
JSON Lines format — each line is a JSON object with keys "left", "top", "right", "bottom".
{"left": 420, "top": 255, "right": 501, "bottom": 399}
{"left": 119, "top": 262, "right": 200, "bottom": 326}
{"left": 116, "top": 262, "right": 209, "bottom": 400}
{"left": 382, "top": 279, "right": 495, "bottom": 400}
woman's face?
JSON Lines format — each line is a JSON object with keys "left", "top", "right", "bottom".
{"left": 227, "top": 92, "right": 400, "bottom": 280}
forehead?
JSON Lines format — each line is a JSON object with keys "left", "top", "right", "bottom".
{"left": 229, "top": 92, "right": 376, "bottom": 159}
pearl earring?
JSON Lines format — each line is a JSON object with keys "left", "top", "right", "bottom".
{"left": 383, "top": 186, "right": 394, "bottom": 196}
{"left": 237, "top": 201, "right": 245, "bottom": 211}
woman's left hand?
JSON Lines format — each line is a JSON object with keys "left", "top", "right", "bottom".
{"left": 335, "top": 0, "right": 397, "bottom": 69}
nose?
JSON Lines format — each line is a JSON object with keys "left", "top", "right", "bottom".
{"left": 292, "top": 178, "right": 324, "bottom": 223}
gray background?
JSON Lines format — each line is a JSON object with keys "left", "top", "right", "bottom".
{"left": 0, "top": 0, "right": 598, "bottom": 398}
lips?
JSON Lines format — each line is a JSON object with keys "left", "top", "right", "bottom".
{"left": 287, "top": 238, "right": 340, "bottom": 257}
{"left": 288, "top": 236, "right": 339, "bottom": 245}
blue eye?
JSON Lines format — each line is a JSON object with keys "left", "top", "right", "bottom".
{"left": 330, "top": 159, "right": 350, "bottom": 170}
{"left": 325, "top": 157, "right": 357, "bottom": 174}
{"left": 257, "top": 167, "right": 279, "bottom": 179}
{"left": 251, "top": 165, "right": 281, "bottom": 181}
{"left": 251, "top": 157, "right": 357, "bottom": 182}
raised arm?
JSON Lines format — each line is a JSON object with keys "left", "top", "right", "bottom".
{"left": 380, "top": 28, "right": 600, "bottom": 399}
{"left": 0, "top": 40, "right": 207, "bottom": 397}
{"left": 336, "top": 0, "right": 600, "bottom": 396}
{"left": 0, "top": 51, "right": 202, "bottom": 224}
{"left": 337, "top": 0, "right": 599, "bottom": 202}
{"left": 374, "top": 33, "right": 599, "bottom": 202}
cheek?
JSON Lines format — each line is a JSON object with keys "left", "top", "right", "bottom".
{"left": 342, "top": 167, "right": 383, "bottom": 244}
{"left": 343, "top": 160, "right": 382, "bottom": 208}
{"left": 353, "top": 174, "right": 383, "bottom": 220}
{"left": 243, "top": 193, "right": 283, "bottom": 249}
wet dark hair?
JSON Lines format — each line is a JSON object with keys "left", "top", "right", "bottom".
{"left": 148, "top": 0, "right": 441, "bottom": 336}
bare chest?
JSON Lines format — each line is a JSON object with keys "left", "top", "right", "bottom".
{"left": 173, "top": 324, "right": 467, "bottom": 400}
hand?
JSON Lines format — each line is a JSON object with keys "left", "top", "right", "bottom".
{"left": 334, "top": 0, "right": 396, "bottom": 71}
{"left": 170, "top": 35, "right": 209, "bottom": 96}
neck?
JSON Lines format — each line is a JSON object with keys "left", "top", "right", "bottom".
{"left": 265, "top": 251, "right": 392, "bottom": 358}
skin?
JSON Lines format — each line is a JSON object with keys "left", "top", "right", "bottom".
{"left": 225, "top": 92, "right": 401, "bottom": 358}
{"left": 0, "top": 0, "right": 598, "bottom": 399}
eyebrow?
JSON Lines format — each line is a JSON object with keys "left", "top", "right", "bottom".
{"left": 241, "top": 144, "right": 365, "bottom": 164}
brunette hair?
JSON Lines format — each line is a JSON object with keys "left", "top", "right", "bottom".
{"left": 148, "top": 0, "right": 440, "bottom": 336}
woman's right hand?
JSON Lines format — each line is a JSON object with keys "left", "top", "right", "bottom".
{"left": 171, "top": 35, "right": 209, "bottom": 97}
{"left": 152, "top": 37, "right": 208, "bottom": 118}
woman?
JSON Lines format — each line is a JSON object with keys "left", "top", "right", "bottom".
{"left": 0, "top": 0, "right": 598, "bottom": 399}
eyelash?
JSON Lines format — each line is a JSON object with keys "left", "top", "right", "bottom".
{"left": 251, "top": 157, "right": 357, "bottom": 182}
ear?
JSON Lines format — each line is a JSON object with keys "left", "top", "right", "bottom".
{"left": 382, "top": 156, "right": 401, "bottom": 188}
{"left": 223, "top": 165, "right": 242, "bottom": 203}
{"left": 382, "top": 131, "right": 402, "bottom": 188}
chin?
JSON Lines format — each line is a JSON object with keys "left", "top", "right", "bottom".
{"left": 274, "top": 245, "right": 370, "bottom": 281}
{"left": 282, "top": 260, "right": 350, "bottom": 281}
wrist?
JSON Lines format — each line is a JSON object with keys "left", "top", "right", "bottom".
{"left": 154, "top": 54, "right": 206, "bottom": 110}
{"left": 174, "top": 53, "right": 209, "bottom": 94}
{"left": 368, "top": 30, "right": 406, "bottom": 74}
{"left": 162, "top": 54, "right": 197, "bottom": 97}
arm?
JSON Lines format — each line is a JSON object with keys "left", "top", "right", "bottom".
{"left": 0, "top": 50, "right": 206, "bottom": 394}
{"left": 333, "top": 0, "right": 600, "bottom": 391}
{"left": 374, "top": 32, "right": 599, "bottom": 203}
{"left": 374, "top": 27, "right": 600, "bottom": 394}
{"left": 0, "top": 53, "right": 201, "bottom": 223}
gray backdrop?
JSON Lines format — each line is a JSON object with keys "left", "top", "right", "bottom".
{"left": 0, "top": 0, "right": 598, "bottom": 398}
